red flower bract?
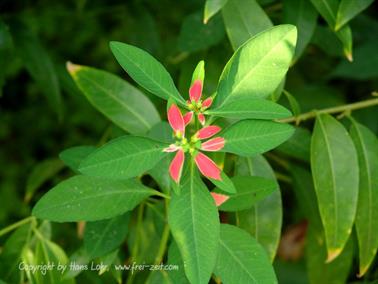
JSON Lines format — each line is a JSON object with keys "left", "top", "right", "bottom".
{"left": 164, "top": 104, "right": 225, "bottom": 184}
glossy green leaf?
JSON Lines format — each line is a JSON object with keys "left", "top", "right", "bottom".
{"left": 204, "top": 0, "right": 228, "bottom": 24}
{"left": 222, "top": 0, "right": 272, "bottom": 50}
{"left": 276, "top": 127, "right": 311, "bottom": 162}
{"left": 336, "top": 0, "right": 374, "bottom": 30}
{"left": 215, "top": 176, "right": 277, "bottom": 211}
{"left": 214, "top": 224, "right": 277, "bottom": 284}
{"left": 209, "top": 171, "right": 236, "bottom": 194}
{"left": 306, "top": 226, "right": 353, "bottom": 284}
{"left": 10, "top": 22, "right": 62, "bottom": 120}
{"left": 206, "top": 98, "right": 292, "bottom": 120}
{"left": 221, "top": 120, "right": 295, "bottom": 156}
{"left": 34, "top": 239, "right": 72, "bottom": 284}
{"left": 311, "top": 114, "right": 359, "bottom": 261}
{"left": 84, "top": 213, "right": 130, "bottom": 258}
{"left": 68, "top": 64, "right": 160, "bottom": 135}
{"left": 0, "top": 20, "right": 13, "bottom": 96}
{"left": 178, "top": 11, "right": 225, "bottom": 53}
{"left": 350, "top": 120, "right": 378, "bottom": 276}
{"left": 235, "top": 155, "right": 282, "bottom": 261}
{"left": 59, "top": 145, "right": 96, "bottom": 172}
{"left": 32, "top": 175, "right": 156, "bottom": 222}
{"left": 79, "top": 136, "right": 168, "bottom": 179}
{"left": 283, "top": 0, "right": 318, "bottom": 61}
{"left": 25, "top": 158, "right": 64, "bottom": 203}
{"left": 215, "top": 25, "right": 297, "bottom": 106}
{"left": 168, "top": 163, "right": 220, "bottom": 284}
{"left": 110, "top": 41, "right": 185, "bottom": 105}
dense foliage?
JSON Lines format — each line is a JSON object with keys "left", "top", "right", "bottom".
{"left": 0, "top": 0, "right": 377, "bottom": 283}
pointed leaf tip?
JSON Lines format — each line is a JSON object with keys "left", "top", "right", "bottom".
{"left": 66, "top": 61, "right": 82, "bottom": 76}
{"left": 326, "top": 248, "right": 342, "bottom": 263}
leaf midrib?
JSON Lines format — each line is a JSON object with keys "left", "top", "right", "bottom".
{"left": 354, "top": 125, "right": 373, "bottom": 258}
{"left": 35, "top": 189, "right": 152, "bottom": 213}
{"left": 80, "top": 71, "right": 153, "bottom": 130}
{"left": 221, "top": 29, "right": 293, "bottom": 106}
{"left": 219, "top": 239, "right": 257, "bottom": 282}
{"left": 112, "top": 44, "right": 184, "bottom": 104}
{"left": 226, "top": 128, "right": 292, "bottom": 143}
{"left": 318, "top": 117, "right": 339, "bottom": 247}
{"left": 81, "top": 147, "right": 163, "bottom": 170}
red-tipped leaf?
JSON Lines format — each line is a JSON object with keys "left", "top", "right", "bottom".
{"left": 169, "top": 150, "right": 185, "bottom": 183}
{"left": 197, "top": 126, "right": 222, "bottom": 140}
{"left": 194, "top": 152, "right": 221, "bottom": 180}
{"left": 189, "top": 80, "right": 203, "bottom": 102}
{"left": 168, "top": 104, "right": 185, "bottom": 135}
{"left": 201, "top": 137, "right": 225, "bottom": 152}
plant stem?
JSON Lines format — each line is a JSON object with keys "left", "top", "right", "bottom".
{"left": 0, "top": 216, "right": 36, "bottom": 237}
{"left": 278, "top": 98, "right": 378, "bottom": 124}
{"left": 154, "top": 223, "right": 170, "bottom": 264}
{"left": 152, "top": 190, "right": 171, "bottom": 199}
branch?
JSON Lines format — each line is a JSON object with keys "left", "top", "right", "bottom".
{"left": 279, "top": 97, "right": 378, "bottom": 124}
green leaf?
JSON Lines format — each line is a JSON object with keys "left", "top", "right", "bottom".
{"left": 222, "top": 0, "right": 272, "bottom": 50}
{"left": 214, "top": 224, "right": 277, "bottom": 284}
{"left": 167, "top": 241, "right": 190, "bottom": 284}
{"left": 215, "top": 25, "right": 297, "bottom": 106}
{"left": 168, "top": 163, "right": 220, "bottom": 284}
{"left": 79, "top": 136, "right": 168, "bottom": 180}
{"left": 235, "top": 155, "right": 282, "bottom": 261}
{"left": 331, "top": 39, "right": 378, "bottom": 80}
{"left": 147, "top": 122, "right": 174, "bottom": 192}
{"left": 25, "top": 158, "right": 64, "bottom": 203}
{"left": 215, "top": 176, "right": 277, "bottom": 211}
{"left": 309, "top": 0, "right": 353, "bottom": 60}
{"left": 59, "top": 145, "right": 96, "bottom": 172}
{"left": 109, "top": 41, "right": 185, "bottom": 105}
{"left": 209, "top": 171, "right": 236, "bottom": 194}
{"left": 306, "top": 226, "right": 353, "bottom": 284}
{"left": 68, "top": 64, "right": 160, "bottom": 135}
{"left": 282, "top": 90, "right": 301, "bottom": 117}
{"left": 335, "top": 25, "right": 353, "bottom": 61}
{"left": 84, "top": 213, "right": 130, "bottom": 258}
{"left": 221, "top": 120, "right": 295, "bottom": 156}
{"left": 0, "top": 20, "right": 13, "bottom": 96}
{"left": 309, "top": 0, "right": 338, "bottom": 28}
{"left": 191, "top": 60, "right": 205, "bottom": 86}
{"left": 34, "top": 239, "right": 72, "bottom": 284}
{"left": 204, "top": 0, "right": 228, "bottom": 24}
{"left": 178, "top": 11, "right": 225, "bottom": 53}
{"left": 336, "top": 0, "right": 374, "bottom": 30}
{"left": 206, "top": 98, "right": 292, "bottom": 120}
{"left": 283, "top": 0, "right": 318, "bottom": 61}
{"left": 32, "top": 175, "right": 155, "bottom": 222}
{"left": 0, "top": 224, "right": 31, "bottom": 283}
{"left": 10, "top": 22, "right": 62, "bottom": 120}
{"left": 311, "top": 114, "right": 359, "bottom": 261}
{"left": 350, "top": 120, "right": 378, "bottom": 276}
{"left": 290, "top": 165, "right": 323, "bottom": 230}
{"left": 276, "top": 127, "right": 311, "bottom": 162}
